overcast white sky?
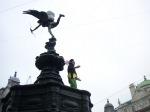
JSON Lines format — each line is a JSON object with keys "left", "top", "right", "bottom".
{"left": 0, "top": 0, "right": 150, "bottom": 111}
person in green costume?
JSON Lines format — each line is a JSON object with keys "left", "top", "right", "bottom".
{"left": 67, "top": 59, "right": 81, "bottom": 88}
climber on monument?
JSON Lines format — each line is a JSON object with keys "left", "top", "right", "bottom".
{"left": 67, "top": 59, "right": 81, "bottom": 89}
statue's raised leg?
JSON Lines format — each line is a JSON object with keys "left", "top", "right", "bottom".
{"left": 30, "top": 24, "right": 41, "bottom": 33}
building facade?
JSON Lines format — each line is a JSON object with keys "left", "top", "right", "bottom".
{"left": 105, "top": 76, "right": 150, "bottom": 112}
{"left": 0, "top": 72, "right": 20, "bottom": 112}
{"left": 104, "top": 99, "right": 115, "bottom": 112}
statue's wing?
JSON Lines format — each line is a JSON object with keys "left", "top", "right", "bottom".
{"left": 23, "top": 10, "right": 48, "bottom": 20}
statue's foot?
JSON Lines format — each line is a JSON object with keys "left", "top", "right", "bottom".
{"left": 30, "top": 28, "right": 33, "bottom": 34}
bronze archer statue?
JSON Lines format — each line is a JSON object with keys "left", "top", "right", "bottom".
{"left": 23, "top": 10, "right": 65, "bottom": 38}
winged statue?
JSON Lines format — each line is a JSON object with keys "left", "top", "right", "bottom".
{"left": 23, "top": 10, "right": 65, "bottom": 37}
